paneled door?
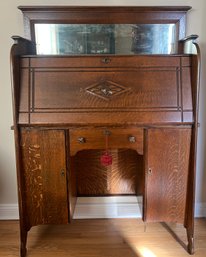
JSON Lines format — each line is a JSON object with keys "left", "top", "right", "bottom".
{"left": 20, "top": 129, "right": 69, "bottom": 228}
{"left": 144, "top": 128, "right": 191, "bottom": 224}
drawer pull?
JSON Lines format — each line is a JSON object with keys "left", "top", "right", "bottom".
{"left": 128, "top": 136, "right": 136, "bottom": 143}
{"left": 101, "top": 58, "right": 111, "bottom": 64}
{"left": 77, "top": 137, "right": 86, "bottom": 144}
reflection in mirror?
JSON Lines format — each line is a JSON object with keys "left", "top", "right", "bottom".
{"left": 35, "top": 24, "right": 176, "bottom": 55}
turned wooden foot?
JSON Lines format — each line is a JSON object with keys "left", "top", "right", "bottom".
{"left": 20, "top": 229, "right": 28, "bottom": 257}
{"left": 187, "top": 228, "right": 194, "bottom": 255}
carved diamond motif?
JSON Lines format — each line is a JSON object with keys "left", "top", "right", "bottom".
{"left": 85, "top": 80, "right": 130, "bottom": 100}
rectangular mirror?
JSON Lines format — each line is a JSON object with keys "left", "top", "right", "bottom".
{"left": 35, "top": 24, "right": 176, "bottom": 55}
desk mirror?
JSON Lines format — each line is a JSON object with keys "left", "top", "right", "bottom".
{"left": 19, "top": 6, "right": 191, "bottom": 55}
{"left": 35, "top": 24, "right": 176, "bottom": 55}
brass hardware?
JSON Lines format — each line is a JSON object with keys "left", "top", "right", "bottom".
{"left": 101, "top": 58, "right": 111, "bottom": 64}
{"left": 148, "top": 168, "right": 152, "bottom": 175}
{"left": 77, "top": 137, "right": 86, "bottom": 144}
{"left": 103, "top": 130, "right": 111, "bottom": 136}
{"left": 128, "top": 136, "right": 136, "bottom": 143}
{"left": 61, "top": 170, "right": 65, "bottom": 177}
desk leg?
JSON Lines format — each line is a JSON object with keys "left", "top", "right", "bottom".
{"left": 186, "top": 125, "right": 196, "bottom": 255}
{"left": 20, "top": 228, "right": 28, "bottom": 257}
{"left": 187, "top": 227, "right": 194, "bottom": 254}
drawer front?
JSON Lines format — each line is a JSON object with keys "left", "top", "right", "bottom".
{"left": 69, "top": 128, "right": 143, "bottom": 156}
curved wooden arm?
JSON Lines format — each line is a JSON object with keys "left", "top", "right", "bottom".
{"left": 179, "top": 34, "right": 198, "bottom": 43}
{"left": 178, "top": 34, "right": 199, "bottom": 54}
{"left": 11, "top": 35, "right": 36, "bottom": 53}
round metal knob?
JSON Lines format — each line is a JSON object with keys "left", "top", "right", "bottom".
{"left": 128, "top": 136, "right": 136, "bottom": 143}
{"left": 77, "top": 137, "right": 86, "bottom": 144}
{"left": 101, "top": 58, "right": 111, "bottom": 64}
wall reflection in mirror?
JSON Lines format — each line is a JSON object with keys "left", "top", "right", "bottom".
{"left": 35, "top": 24, "right": 176, "bottom": 55}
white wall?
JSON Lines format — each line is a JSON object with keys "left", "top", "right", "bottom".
{"left": 0, "top": 0, "right": 206, "bottom": 217}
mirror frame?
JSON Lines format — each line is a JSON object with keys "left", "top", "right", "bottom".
{"left": 18, "top": 6, "right": 191, "bottom": 51}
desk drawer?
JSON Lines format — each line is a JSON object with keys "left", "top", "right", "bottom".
{"left": 69, "top": 128, "right": 143, "bottom": 156}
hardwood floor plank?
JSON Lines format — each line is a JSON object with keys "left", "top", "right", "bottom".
{"left": 0, "top": 219, "right": 205, "bottom": 257}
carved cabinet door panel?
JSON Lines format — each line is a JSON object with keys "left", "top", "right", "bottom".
{"left": 20, "top": 129, "right": 68, "bottom": 228}
{"left": 144, "top": 128, "right": 191, "bottom": 224}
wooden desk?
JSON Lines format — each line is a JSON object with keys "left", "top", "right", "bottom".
{"left": 10, "top": 6, "right": 200, "bottom": 257}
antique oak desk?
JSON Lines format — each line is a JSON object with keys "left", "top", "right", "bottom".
{"left": 10, "top": 6, "right": 200, "bottom": 257}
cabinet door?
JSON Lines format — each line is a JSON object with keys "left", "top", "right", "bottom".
{"left": 144, "top": 128, "right": 191, "bottom": 224}
{"left": 20, "top": 129, "right": 68, "bottom": 227}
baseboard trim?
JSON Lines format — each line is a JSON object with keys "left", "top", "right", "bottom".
{"left": 195, "top": 202, "right": 206, "bottom": 217}
{"left": 0, "top": 204, "right": 19, "bottom": 220}
{"left": 0, "top": 199, "right": 205, "bottom": 220}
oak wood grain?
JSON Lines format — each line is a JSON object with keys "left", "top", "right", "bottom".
{"left": 144, "top": 128, "right": 191, "bottom": 224}
{"left": 18, "top": 55, "right": 193, "bottom": 125}
{"left": 70, "top": 128, "right": 143, "bottom": 156}
{"left": 75, "top": 149, "right": 143, "bottom": 195}
{"left": 20, "top": 129, "right": 69, "bottom": 227}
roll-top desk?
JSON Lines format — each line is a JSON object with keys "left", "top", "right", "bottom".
{"left": 10, "top": 6, "right": 200, "bottom": 257}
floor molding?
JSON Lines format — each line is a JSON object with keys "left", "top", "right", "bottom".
{"left": 0, "top": 204, "right": 19, "bottom": 220}
{"left": 195, "top": 202, "right": 206, "bottom": 218}
{"left": 0, "top": 198, "right": 206, "bottom": 220}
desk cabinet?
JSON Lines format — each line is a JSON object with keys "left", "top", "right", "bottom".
{"left": 20, "top": 127, "right": 191, "bottom": 226}
{"left": 145, "top": 128, "right": 191, "bottom": 223}
{"left": 20, "top": 129, "right": 68, "bottom": 226}
{"left": 10, "top": 6, "right": 200, "bottom": 257}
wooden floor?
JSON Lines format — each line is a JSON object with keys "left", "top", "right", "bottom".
{"left": 0, "top": 218, "right": 206, "bottom": 257}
